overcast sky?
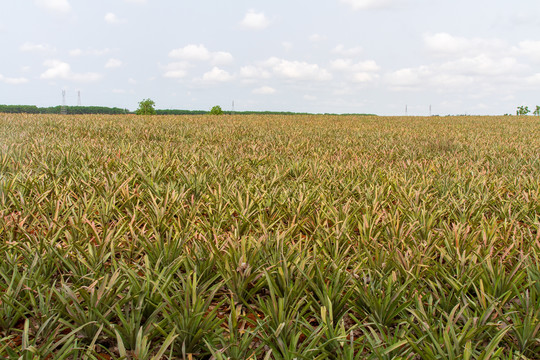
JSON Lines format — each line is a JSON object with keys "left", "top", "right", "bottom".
{"left": 1, "top": 0, "right": 540, "bottom": 115}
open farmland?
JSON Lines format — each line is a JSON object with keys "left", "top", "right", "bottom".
{"left": 0, "top": 114, "right": 539, "bottom": 359}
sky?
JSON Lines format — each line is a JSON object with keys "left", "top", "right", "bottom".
{"left": 1, "top": 0, "right": 540, "bottom": 115}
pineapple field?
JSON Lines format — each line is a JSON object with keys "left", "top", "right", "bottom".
{"left": 0, "top": 113, "right": 539, "bottom": 359}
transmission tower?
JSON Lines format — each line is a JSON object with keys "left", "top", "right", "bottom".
{"left": 61, "top": 90, "right": 67, "bottom": 115}
{"left": 77, "top": 90, "right": 81, "bottom": 106}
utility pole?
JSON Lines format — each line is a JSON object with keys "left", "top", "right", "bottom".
{"left": 61, "top": 90, "right": 67, "bottom": 114}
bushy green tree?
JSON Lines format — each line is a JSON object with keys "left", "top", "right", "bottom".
{"left": 136, "top": 99, "right": 156, "bottom": 115}
{"left": 516, "top": 105, "right": 530, "bottom": 115}
{"left": 534, "top": 105, "right": 540, "bottom": 116}
{"left": 210, "top": 105, "right": 223, "bottom": 115}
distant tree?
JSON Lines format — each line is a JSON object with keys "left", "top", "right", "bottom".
{"left": 136, "top": 99, "right": 156, "bottom": 115}
{"left": 210, "top": 105, "right": 223, "bottom": 115}
{"left": 516, "top": 106, "right": 530, "bottom": 115}
{"left": 534, "top": 105, "right": 540, "bottom": 116}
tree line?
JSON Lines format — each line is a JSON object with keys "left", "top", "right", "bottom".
{"left": 0, "top": 105, "right": 129, "bottom": 114}
{"left": 0, "top": 104, "right": 376, "bottom": 116}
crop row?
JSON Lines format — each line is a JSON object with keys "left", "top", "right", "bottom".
{"left": 0, "top": 114, "right": 539, "bottom": 359}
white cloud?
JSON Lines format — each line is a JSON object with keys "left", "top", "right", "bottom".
{"left": 0, "top": 74, "right": 29, "bottom": 85}
{"left": 385, "top": 67, "right": 427, "bottom": 89}
{"left": 304, "top": 95, "right": 317, "bottom": 101}
{"left": 330, "top": 58, "right": 380, "bottom": 83}
{"left": 202, "top": 67, "right": 234, "bottom": 82}
{"left": 423, "top": 33, "right": 506, "bottom": 56}
{"left": 104, "top": 13, "right": 127, "bottom": 24}
{"left": 385, "top": 54, "right": 527, "bottom": 92}
{"left": 211, "top": 51, "right": 234, "bottom": 65}
{"left": 385, "top": 65, "right": 487, "bottom": 92}
{"left": 340, "top": 0, "right": 399, "bottom": 10}
{"left": 352, "top": 72, "right": 379, "bottom": 82}
{"left": 329, "top": 59, "right": 351, "bottom": 71}
{"left": 383, "top": 32, "right": 539, "bottom": 93}
{"left": 527, "top": 73, "right": 540, "bottom": 85}
{"left": 164, "top": 70, "right": 187, "bottom": 79}
{"left": 41, "top": 60, "right": 71, "bottom": 79}
{"left": 253, "top": 86, "right": 276, "bottom": 94}
{"left": 20, "top": 42, "right": 56, "bottom": 52}
{"left": 40, "top": 60, "right": 102, "bottom": 82}
{"left": 162, "top": 62, "right": 190, "bottom": 79}
{"left": 424, "top": 33, "right": 470, "bottom": 54}
{"left": 330, "top": 58, "right": 380, "bottom": 72}
{"left": 168, "top": 44, "right": 233, "bottom": 64}
{"left": 240, "top": 10, "right": 270, "bottom": 30}
{"left": 105, "top": 58, "right": 122, "bottom": 68}
{"left": 69, "top": 48, "right": 83, "bottom": 56}
{"left": 439, "top": 55, "right": 523, "bottom": 77}
{"left": 128, "top": 78, "right": 137, "bottom": 84}
{"left": 124, "top": 0, "right": 146, "bottom": 3}
{"left": 112, "top": 89, "right": 126, "bottom": 93}
{"left": 35, "top": 0, "right": 71, "bottom": 13}
{"left": 409, "top": 70, "right": 466, "bottom": 90}
{"left": 170, "top": 44, "right": 210, "bottom": 61}
{"left": 264, "top": 57, "right": 332, "bottom": 81}
{"left": 514, "top": 40, "right": 540, "bottom": 62}
{"left": 239, "top": 65, "right": 272, "bottom": 80}
{"left": 332, "top": 44, "right": 363, "bottom": 56}
{"left": 309, "top": 34, "right": 327, "bottom": 43}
